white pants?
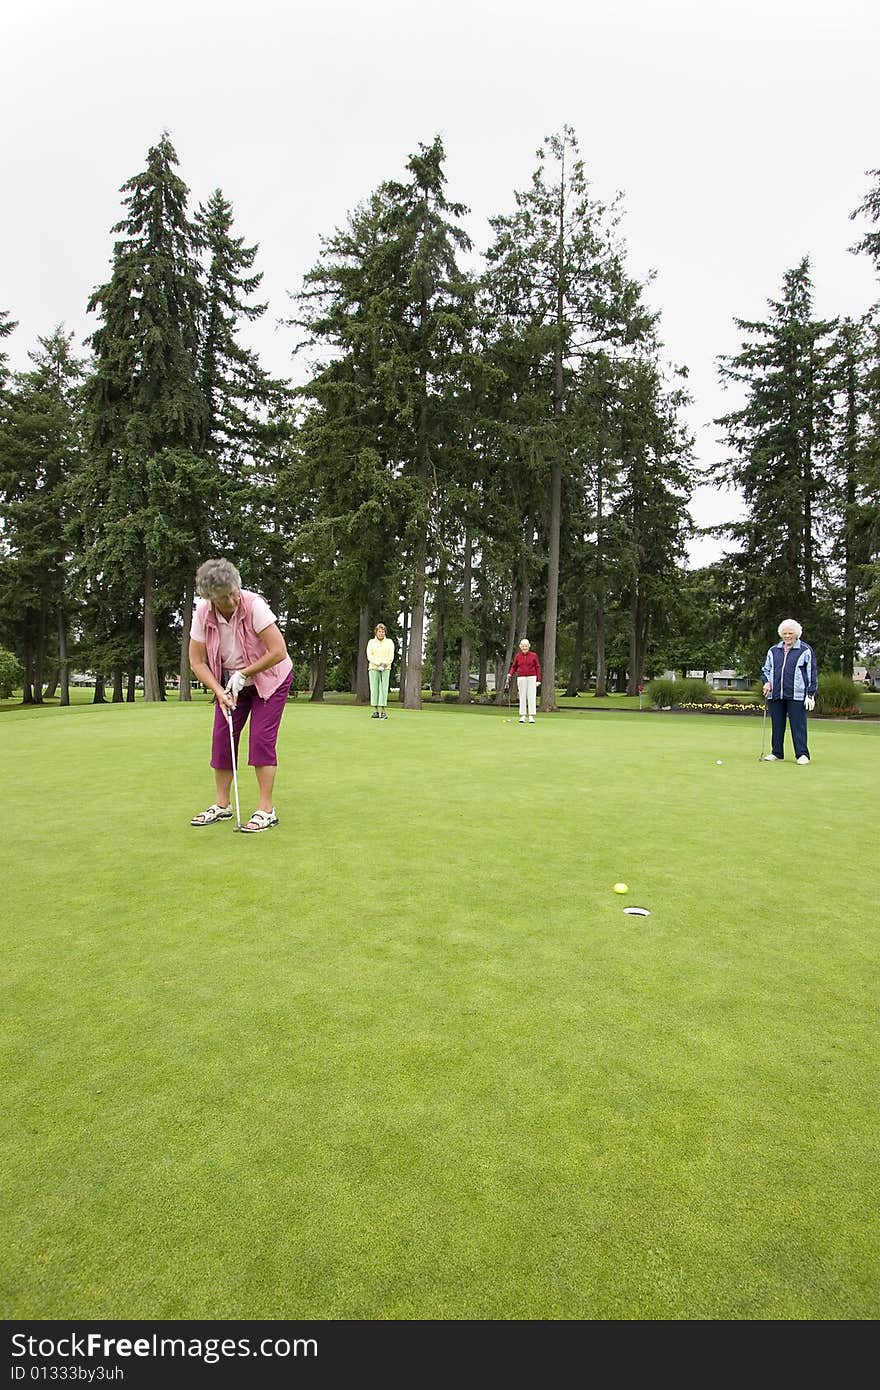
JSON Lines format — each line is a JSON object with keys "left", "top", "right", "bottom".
{"left": 517, "top": 675, "right": 537, "bottom": 717}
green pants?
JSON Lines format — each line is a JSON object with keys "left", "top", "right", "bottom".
{"left": 369, "top": 668, "right": 391, "bottom": 706}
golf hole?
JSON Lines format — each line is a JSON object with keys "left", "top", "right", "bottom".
{"left": 623, "top": 907, "right": 650, "bottom": 917}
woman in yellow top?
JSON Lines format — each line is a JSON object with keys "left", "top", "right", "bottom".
{"left": 366, "top": 623, "right": 395, "bottom": 719}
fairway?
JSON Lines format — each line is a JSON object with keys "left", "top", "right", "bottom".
{"left": 2, "top": 700, "right": 878, "bottom": 1320}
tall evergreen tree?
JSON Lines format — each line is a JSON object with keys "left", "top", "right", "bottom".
{"left": 171, "top": 187, "right": 282, "bottom": 697}
{"left": 83, "top": 133, "right": 206, "bottom": 701}
{"left": 292, "top": 186, "right": 413, "bottom": 698}
{"left": 0, "top": 309, "right": 16, "bottom": 389}
{"left": 830, "top": 318, "right": 873, "bottom": 673}
{"left": 291, "top": 138, "right": 475, "bottom": 708}
{"left": 383, "top": 139, "right": 475, "bottom": 709}
{"left": 714, "top": 259, "right": 839, "bottom": 667}
{"left": 850, "top": 170, "right": 880, "bottom": 636}
{"left": 0, "top": 328, "right": 84, "bottom": 704}
{"left": 484, "top": 127, "right": 655, "bottom": 708}
{"left": 616, "top": 353, "right": 693, "bottom": 691}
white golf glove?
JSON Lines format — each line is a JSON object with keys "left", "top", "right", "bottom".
{"left": 804, "top": 695, "right": 815, "bottom": 712}
{"left": 226, "top": 671, "right": 247, "bottom": 698}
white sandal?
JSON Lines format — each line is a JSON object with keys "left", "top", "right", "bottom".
{"left": 191, "top": 803, "right": 233, "bottom": 826}
{"left": 239, "top": 809, "right": 279, "bottom": 833}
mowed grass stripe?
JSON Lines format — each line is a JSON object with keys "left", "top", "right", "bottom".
{"left": 1, "top": 702, "right": 877, "bottom": 1318}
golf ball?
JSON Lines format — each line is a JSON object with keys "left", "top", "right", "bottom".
{"left": 716, "top": 759, "right": 723, "bottom": 765}
{"left": 613, "top": 882, "right": 629, "bottom": 895}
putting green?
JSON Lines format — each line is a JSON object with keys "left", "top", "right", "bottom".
{"left": 2, "top": 700, "right": 877, "bottom": 1319}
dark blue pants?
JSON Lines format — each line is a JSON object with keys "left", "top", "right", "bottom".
{"left": 769, "top": 699, "right": 809, "bottom": 760}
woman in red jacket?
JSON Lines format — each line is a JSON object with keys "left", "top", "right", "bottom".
{"left": 508, "top": 639, "right": 541, "bottom": 723}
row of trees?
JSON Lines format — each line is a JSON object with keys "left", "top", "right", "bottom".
{"left": 1, "top": 133, "right": 878, "bottom": 707}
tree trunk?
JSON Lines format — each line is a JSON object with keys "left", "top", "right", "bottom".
{"left": 540, "top": 166, "right": 566, "bottom": 717}
{"left": 626, "top": 489, "right": 643, "bottom": 696}
{"left": 32, "top": 602, "right": 47, "bottom": 703}
{"left": 476, "top": 577, "right": 488, "bottom": 693}
{"left": 404, "top": 535, "right": 428, "bottom": 709}
{"left": 565, "top": 591, "right": 587, "bottom": 696}
{"left": 126, "top": 672, "right": 136, "bottom": 702}
{"left": 541, "top": 463, "right": 562, "bottom": 711}
{"left": 157, "top": 667, "right": 167, "bottom": 701}
{"left": 477, "top": 643, "right": 488, "bottom": 695}
{"left": 356, "top": 606, "right": 371, "bottom": 703}
{"left": 179, "top": 574, "right": 195, "bottom": 701}
{"left": 112, "top": 669, "right": 124, "bottom": 702}
{"left": 398, "top": 607, "right": 409, "bottom": 702}
{"left": 803, "top": 346, "right": 815, "bottom": 613}
{"left": 628, "top": 575, "right": 649, "bottom": 696}
{"left": 517, "top": 516, "right": 533, "bottom": 638}
{"left": 58, "top": 608, "right": 70, "bottom": 706}
{"left": 842, "top": 340, "right": 858, "bottom": 678}
{"left": 496, "top": 579, "right": 518, "bottom": 705}
{"left": 43, "top": 669, "right": 59, "bottom": 700}
{"left": 458, "top": 522, "right": 473, "bottom": 702}
{"left": 143, "top": 564, "right": 161, "bottom": 702}
{"left": 403, "top": 285, "right": 431, "bottom": 713}
{"left": 21, "top": 635, "right": 35, "bottom": 704}
{"left": 432, "top": 600, "right": 445, "bottom": 699}
{"left": 93, "top": 673, "right": 106, "bottom": 703}
{"left": 594, "top": 456, "right": 607, "bottom": 697}
{"left": 309, "top": 640, "right": 327, "bottom": 701}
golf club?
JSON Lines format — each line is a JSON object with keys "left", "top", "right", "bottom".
{"left": 226, "top": 706, "right": 243, "bottom": 831}
{"left": 758, "top": 698, "right": 768, "bottom": 761}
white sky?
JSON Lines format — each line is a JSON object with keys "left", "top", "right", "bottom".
{"left": 2, "top": 0, "right": 878, "bottom": 566}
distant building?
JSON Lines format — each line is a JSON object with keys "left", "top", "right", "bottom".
{"left": 659, "top": 668, "right": 752, "bottom": 691}
{"left": 707, "top": 670, "right": 752, "bottom": 692}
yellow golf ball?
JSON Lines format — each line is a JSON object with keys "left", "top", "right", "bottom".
{"left": 613, "top": 882, "right": 629, "bottom": 895}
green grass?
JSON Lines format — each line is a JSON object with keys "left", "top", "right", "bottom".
{"left": 2, "top": 699, "right": 878, "bottom": 1320}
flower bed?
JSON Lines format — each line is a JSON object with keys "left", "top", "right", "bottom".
{"left": 675, "top": 701, "right": 764, "bottom": 714}
{"left": 657, "top": 701, "right": 873, "bottom": 719}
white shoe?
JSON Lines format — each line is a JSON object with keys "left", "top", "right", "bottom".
{"left": 528, "top": 716, "right": 535, "bottom": 723}
{"left": 519, "top": 716, "right": 525, "bottom": 723}
{"left": 796, "top": 755, "right": 810, "bottom": 765}
{"left": 763, "top": 754, "right": 779, "bottom": 761}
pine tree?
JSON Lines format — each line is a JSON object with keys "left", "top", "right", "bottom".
{"left": 291, "top": 138, "right": 474, "bottom": 708}
{"left": 616, "top": 353, "right": 692, "bottom": 692}
{"left": 168, "top": 187, "right": 283, "bottom": 697}
{"left": 830, "top": 318, "right": 873, "bottom": 674}
{"left": 850, "top": 170, "right": 880, "bottom": 637}
{"left": 0, "top": 328, "right": 84, "bottom": 704}
{"left": 0, "top": 309, "right": 16, "bottom": 390}
{"left": 484, "top": 127, "right": 655, "bottom": 709}
{"left": 292, "top": 187, "right": 413, "bottom": 698}
{"left": 83, "top": 133, "right": 206, "bottom": 701}
{"left": 383, "top": 139, "right": 475, "bottom": 709}
{"left": 714, "top": 259, "right": 839, "bottom": 666}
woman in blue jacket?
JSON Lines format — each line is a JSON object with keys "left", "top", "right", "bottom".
{"left": 761, "top": 618, "right": 818, "bottom": 763}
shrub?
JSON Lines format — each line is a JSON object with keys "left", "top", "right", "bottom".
{"left": 645, "top": 677, "right": 715, "bottom": 707}
{"left": 0, "top": 647, "right": 19, "bottom": 699}
{"left": 815, "top": 673, "right": 860, "bottom": 716}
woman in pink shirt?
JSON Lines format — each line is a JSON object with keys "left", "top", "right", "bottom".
{"left": 188, "top": 559, "right": 293, "bottom": 832}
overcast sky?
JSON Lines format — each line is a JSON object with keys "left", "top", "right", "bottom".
{"left": 2, "top": 0, "right": 878, "bottom": 565}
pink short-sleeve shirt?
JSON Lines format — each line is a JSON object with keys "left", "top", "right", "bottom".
{"left": 190, "top": 594, "right": 278, "bottom": 686}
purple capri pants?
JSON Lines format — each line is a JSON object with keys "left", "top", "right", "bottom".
{"left": 210, "top": 672, "right": 292, "bottom": 769}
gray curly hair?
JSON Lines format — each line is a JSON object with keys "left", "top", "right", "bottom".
{"left": 195, "top": 559, "right": 242, "bottom": 600}
{"left": 778, "top": 618, "right": 803, "bottom": 638}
